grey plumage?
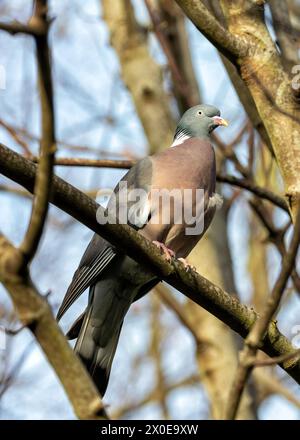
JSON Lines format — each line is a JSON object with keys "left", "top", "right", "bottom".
{"left": 58, "top": 104, "right": 228, "bottom": 396}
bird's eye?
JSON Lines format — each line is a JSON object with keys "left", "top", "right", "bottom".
{"left": 198, "top": 111, "right": 202, "bottom": 116}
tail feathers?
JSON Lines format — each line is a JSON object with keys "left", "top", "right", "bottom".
{"left": 74, "top": 306, "right": 122, "bottom": 396}
{"left": 66, "top": 310, "right": 85, "bottom": 340}
{"left": 90, "top": 328, "right": 122, "bottom": 396}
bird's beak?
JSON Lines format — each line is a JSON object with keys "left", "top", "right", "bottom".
{"left": 212, "top": 116, "right": 229, "bottom": 127}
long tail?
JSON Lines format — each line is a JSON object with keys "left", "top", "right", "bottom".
{"left": 67, "top": 259, "right": 158, "bottom": 396}
{"left": 74, "top": 304, "right": 123, "bottom": 396}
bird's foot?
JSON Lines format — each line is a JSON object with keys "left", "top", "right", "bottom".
{"left": 178, "top": 258, "right": 196, "bottom": 272}
{"left": 152, "top": 241, "right": 175, "bottom": 262}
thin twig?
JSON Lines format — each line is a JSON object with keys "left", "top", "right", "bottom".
{"left": 156, "top": 283, "right": 202, "bottom": 345}
{"left": 0, "top": 120, "right": 32, "bottom": 156}
{"left": 0, "top": 342, "right": 35, "bottom": 399}
{"left": 5, "top": 325, "right": 27, "bottom": 336}
{"left": 144, "top": 0, "right": 195, "bottom": 107}
{"left": 31, "top": 156, "right": 135, "bottom": 169}
{"left": 225, "top": 208, "right": 300, "bottom": 419}
{"left": 0, "top": 20, "right": 46, "bottom": 36}
{"left": 253, "top": 369, "right": 300, "bottom": 410}
{"left": 253, "top": 349, "right": 300, "bottom": 367}
{"left": 250, "top": 199, "right": 300, "bottom": 294}
{"left": 0, "top": 119, "right": 132, "bottom": 157}
{"left": 218, "top": 174, "right": 289, "bottom": 213}
{"left": 0, "top": 185, "right": 32, "bottom": 198}
{"left": 19, "top": 1, "right": 56, "bottom": 265}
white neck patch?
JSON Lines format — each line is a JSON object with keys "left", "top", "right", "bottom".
{"left": 170, "top": 134, "right": 191, "bottom": 147}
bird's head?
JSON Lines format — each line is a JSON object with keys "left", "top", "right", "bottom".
{"left": 175, "top": 104, "right": 228, "bottom": 141}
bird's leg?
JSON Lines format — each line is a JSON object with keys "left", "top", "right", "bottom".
{"left": 178, "top": 258, "right": 196, "bottom": 272}
{"left": 152, "top": 241, "right": 175, "bottom": 262}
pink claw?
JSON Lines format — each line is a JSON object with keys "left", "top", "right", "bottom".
{"left": 178, "top": 258, "right": 196, "bottom": 272}
{"left": 152, "top": 241, "right": 175, "bottom": 261}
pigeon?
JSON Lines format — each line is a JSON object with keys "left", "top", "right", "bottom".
{"left": 57, "top": 104, "right": 228, "bottom": 396}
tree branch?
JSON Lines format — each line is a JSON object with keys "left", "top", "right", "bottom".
{"left": 253, "top": 348, "right": 300, "bottom": 367}
{"left": 0, "top": 119, "right": 32, "bottom": 156}
{"left": 155, "top": 284, "right": 202, "bottom": 345}
{"left": 174, "top": 0, "right": 248, "bottom": 62}
{"left": 31, "top": 156, "right": 135, "bottom": 169}
{"left": 30, "top": 155, "right": 289, "bottom": 213}
{"left": 205, "top": 0, "right": 273, "bottom": 152}
{"left": 269, "top": 0, "right": 299, "bottom": 71}
{"left": 177, "top": 0, "right": 300, "bottom": 220}
{"left": 1, "top": 143, "right": 300, "bottom": 386}
{"left": 225, "top": 207, "right": 300, "bottom": 419}
{"left": 218, "top": 174, "right": 289, "bottom": 213}
{"left": 144, "top": 0, "right": 196, "bottom": 108}
{"left": 0, "top": 20, "right": 46, "bottom": 37}
{"left": 0, "top": 234, "right": 107, "bottom": 419}
{"left": 102, "top": 0, "right": 175, "bottom": 154}
{"left": 19, "top": 1, "right": 56, "bottom": 265}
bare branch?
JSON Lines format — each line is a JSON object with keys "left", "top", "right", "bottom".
{"left": 112, "top": 374, "right": 199, "bottom": 418}
{"left": 155, "top": 284, "right": 202, "bottom": 345}
{"left": 154, "top": 0, "right": 202, "bottom": 113}
{"left": 1, "top": 143, "right": 300, "bottom": 386}
{"left": 218, "top": 174, "right": 290, "bottom": 213}
{"left": 269, "top": 0, "right": 299, "bottom": 70}
{"left": 225, "top": 208, "right": 300, "bottom": 419}
{"left": 102, "top": 0, "right": 175, "bottom": 154}
{"left": 177, "top": 0, "right": 300, "bottom": 220}
{"left": 250, "top": 199, "right": 300, "bottom": 294}
{"left": 0, "top": 20, "right": 46, "bottom": 37}
{"left": 253, "top": 369, "right": 300, "bottom": 410}
{"left": 253, "top": 349, "right": 300, "bottom": 367}
{"left": 19, "top": 1, "right": 56, "bottom": 265}
{"left": 30, "top": 155, "right": 289, "bottom": 213}
{"left": 174, "top": 0, "right": 248, "bottom": 62}
{"left": 0, "top": 234, "right": 106, "bottom": 419}
{"left": 0, "top": 119, "right": 32, "bottom": 156}
{"left": 31, "top": 156, "right": 135, "bottom": 169}
{"left": 144, "top": 0, "right": 196, "bottom": 107}
{"left": 0, "top": 342, "right": 34, "bottom": 399}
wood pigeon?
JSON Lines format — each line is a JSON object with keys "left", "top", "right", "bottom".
{"left": 57, "top": 104, "right": 228, "bottom": 396}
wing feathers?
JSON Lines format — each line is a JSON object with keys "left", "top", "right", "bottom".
{"left": 56, "top": 247, "right": 116, "bottom": 321}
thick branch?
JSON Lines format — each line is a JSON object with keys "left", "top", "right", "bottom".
{"left": 177, "top": 0, "right": 300, "bottom": 220}
{"left": 269, "top": 0, "right": 299, "bottom": 70}
{"left": 0, "top": 234, "right": 106, "bottom": 419}
{"left": 174, "top": 0, "right": 248, "bottom": 62}
{"left": 1, "top": 143, "right": 300, "bottom": 385}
